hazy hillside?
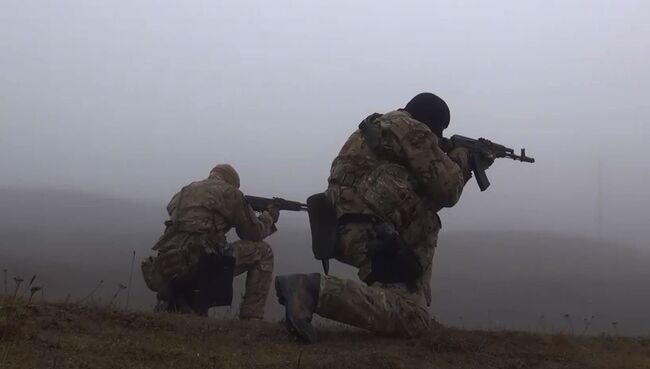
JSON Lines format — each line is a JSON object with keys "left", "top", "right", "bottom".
{"left": 433, "top": 232, "right": 650, "bottom": 335}
{"left": 1, "top": 188, "right": 649, "bottom": 335}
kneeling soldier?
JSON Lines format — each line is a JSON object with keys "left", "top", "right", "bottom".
{"left": 142, "top": 164, "right": 279, "bottom": 319}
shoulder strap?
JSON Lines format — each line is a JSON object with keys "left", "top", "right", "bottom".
{"left": 358, "top": 113, "right": 384, "bottom": 155}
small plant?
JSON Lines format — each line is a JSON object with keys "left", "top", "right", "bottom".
{"left": 12, "top": 276, "right": 24, "bottom": 298}
{"left": 538, "top": 313, "right": 547, "bottom": 333}
{"left": 611, "top": 321, "right": 619, "bottom": 336}
{"left": 3, "top": 268, "right": 7, "bottom": 295}
{"left": 28, "top": 286, "right": 42, "bottom": 305}
{"left": 22, "top": 274, "right": 38, "bottom": 298}
{"left": 581, "top": 315, "right": 595, "bottom": 336}
{"left": 564, "top": 313, "right": 574, "bottom": 335}
{"left": 125, "top": 250, "right": 136, "bottom": 310}
{"left": 79, "top": 280, "right": 104, "bottom": 304}
{"left": 108, "top": 283, "right": 128, "bottom": 307}
{"left": 28, "top": 275, "right": 36, "bottom": 287}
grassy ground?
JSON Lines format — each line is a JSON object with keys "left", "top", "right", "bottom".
{"left": 1, "top": 297, "right": 649, "bottom": 369}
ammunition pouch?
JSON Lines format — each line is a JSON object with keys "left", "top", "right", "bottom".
{"left": 365, "top": 223, "right": 422, "bottom": 286}
{"left": 356, "top": 163, "right": 418, "bottom": 230}
{"left": 155, "top": 243, "right": 196, "bottom": 281}
{"left": 307, "top": 192, "right": 338, "bottom": 274}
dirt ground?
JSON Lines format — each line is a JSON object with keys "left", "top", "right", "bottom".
{"left": 1, "top": 298, "right": 649, "bottom": 369}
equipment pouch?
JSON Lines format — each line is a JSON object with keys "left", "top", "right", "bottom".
{"left": 307, "top": 192, "right": 338, "bottom": 274}
{"left": 365, "top": 223, "right": 422, "bottom": 286}
{"left": 155, "top": 245, "right": 192, "bottom": 281}
{"left": 141, "top": 256, "right": 164, "bottom": 292}
{"left": 152, "top": 221, "right": 176, "bottom": 251}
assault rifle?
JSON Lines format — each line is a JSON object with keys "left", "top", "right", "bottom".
{"left": 244, "top": 195, "right": 308, "bottom": 212}
{"left": 447, "top": 135, "right": 535, "bottom": 192}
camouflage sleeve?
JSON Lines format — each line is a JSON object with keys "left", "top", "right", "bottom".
{"left": 166, "top": 191, "right": 181, "bottom": 216}
{"left": 230, "top": 189, "right": 276, "bottom": 241}
{"left": 447, "top": 147, "right": 473, "bottom": 182}
{"left": 391, "top": 121, "right": 471, "bottom": 208}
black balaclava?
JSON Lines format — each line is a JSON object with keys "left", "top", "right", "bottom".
{"left": 404, "top": 92, "right": 450, "bottom": 137}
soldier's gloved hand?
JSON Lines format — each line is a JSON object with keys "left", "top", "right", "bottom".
{"left": 265, "top": 204, "right": 280, "bottom": 223}
{"left": 476, "top": 150, "right": 495, "bottom": 170}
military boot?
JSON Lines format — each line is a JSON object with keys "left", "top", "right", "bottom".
{"left": 274, "top": 273, "right": 320, "bottom": 344}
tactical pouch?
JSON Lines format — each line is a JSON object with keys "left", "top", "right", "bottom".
{"left": 155, "top": 246, "right": 193, "bottom": 281}
{"left": 357, "top": 164, "right": 416, "bottom": 229}
{"left": 307, "top": 192, "right": 338, "bottom": 274}
{"left": 194, "top": 252, "right": 236, "bottom": 308}
{"left": 141, "top": 256, "right": 164, "bottom": 292}
{"left": 365, "top": 223, "right": 422, "bottom": 286}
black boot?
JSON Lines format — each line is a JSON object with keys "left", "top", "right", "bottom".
{"left": 275, "top": 273, "right": 320, "bottom": 343}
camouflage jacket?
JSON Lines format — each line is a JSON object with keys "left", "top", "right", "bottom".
{"left": 154, "top": 176, "right": 276, "bottom": 253}
{"left": 327, "top": 110, "right": 471, "bottom": 227}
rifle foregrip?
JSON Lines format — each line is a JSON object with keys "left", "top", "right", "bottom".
{"left": 244, "top": 196, "right": 268, "bottom": 212}
{"left": 245, "top": 195, "right": 308, "bottom": 212}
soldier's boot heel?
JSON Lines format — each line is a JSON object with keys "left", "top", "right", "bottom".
{"left": 274, "top": 274, "right": 320, "bottom": 344}
{"left": 275, "top": 277, "right": 287, "bottom": 306}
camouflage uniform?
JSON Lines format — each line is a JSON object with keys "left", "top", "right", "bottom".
{"left": 232, "top": 239, "right": 274, "bottom": 319}
{"left": 321, "top": 110, "right": 471, "bottom": 336}
{"left": 142, "top": 173, "right": 277, "bottom": 319}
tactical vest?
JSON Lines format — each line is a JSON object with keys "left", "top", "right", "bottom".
{"left": 355, "top": 113, "right": 420, "bottom": 231}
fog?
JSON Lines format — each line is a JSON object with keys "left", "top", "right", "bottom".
{"left": 2, "top": 0, "right": 649, "bottom": 245}
{"left": 1, "top": 1, "right": 649, "bottom": 334}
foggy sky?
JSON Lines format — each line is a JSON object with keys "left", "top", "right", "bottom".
{"left": 1, "top": 0, "right": 649, "bottom": 246}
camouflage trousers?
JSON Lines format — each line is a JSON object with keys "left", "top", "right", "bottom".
{"left": 316, "top": 275, "right": 431, "bottom": 337}
{"left": 233, "top": 239, "right": 274, "bottom": 320}
{"left": 315, "top": 221, "right": 437, "bottom": 337}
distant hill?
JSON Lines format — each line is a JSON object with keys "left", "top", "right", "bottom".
{"left": 0, "top": 187, "right": 164, "bottom": 233}
{"left": 1, "top": 188, "right": 649, "bottom": 335}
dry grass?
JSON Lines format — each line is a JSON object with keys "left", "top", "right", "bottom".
{"left": 1, "top": 297, "right": 649, "bottom": 369}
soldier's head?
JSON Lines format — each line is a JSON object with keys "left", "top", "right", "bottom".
{"left": 209, "top": 164, "right": 240, "bottom": 188}
{"left": 404, "top": 92, "right": 450, "bottom": 137}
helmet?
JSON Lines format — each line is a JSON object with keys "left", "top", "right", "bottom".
{"left": 209, "top": 164, "right": 240, "bottom": 188}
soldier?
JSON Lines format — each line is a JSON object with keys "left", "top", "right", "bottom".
{"left": 141, "top": 164, "right": 279, "bottom": 320}
{"left": 275, "top": 93, "right": 493, "bottom": 342}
